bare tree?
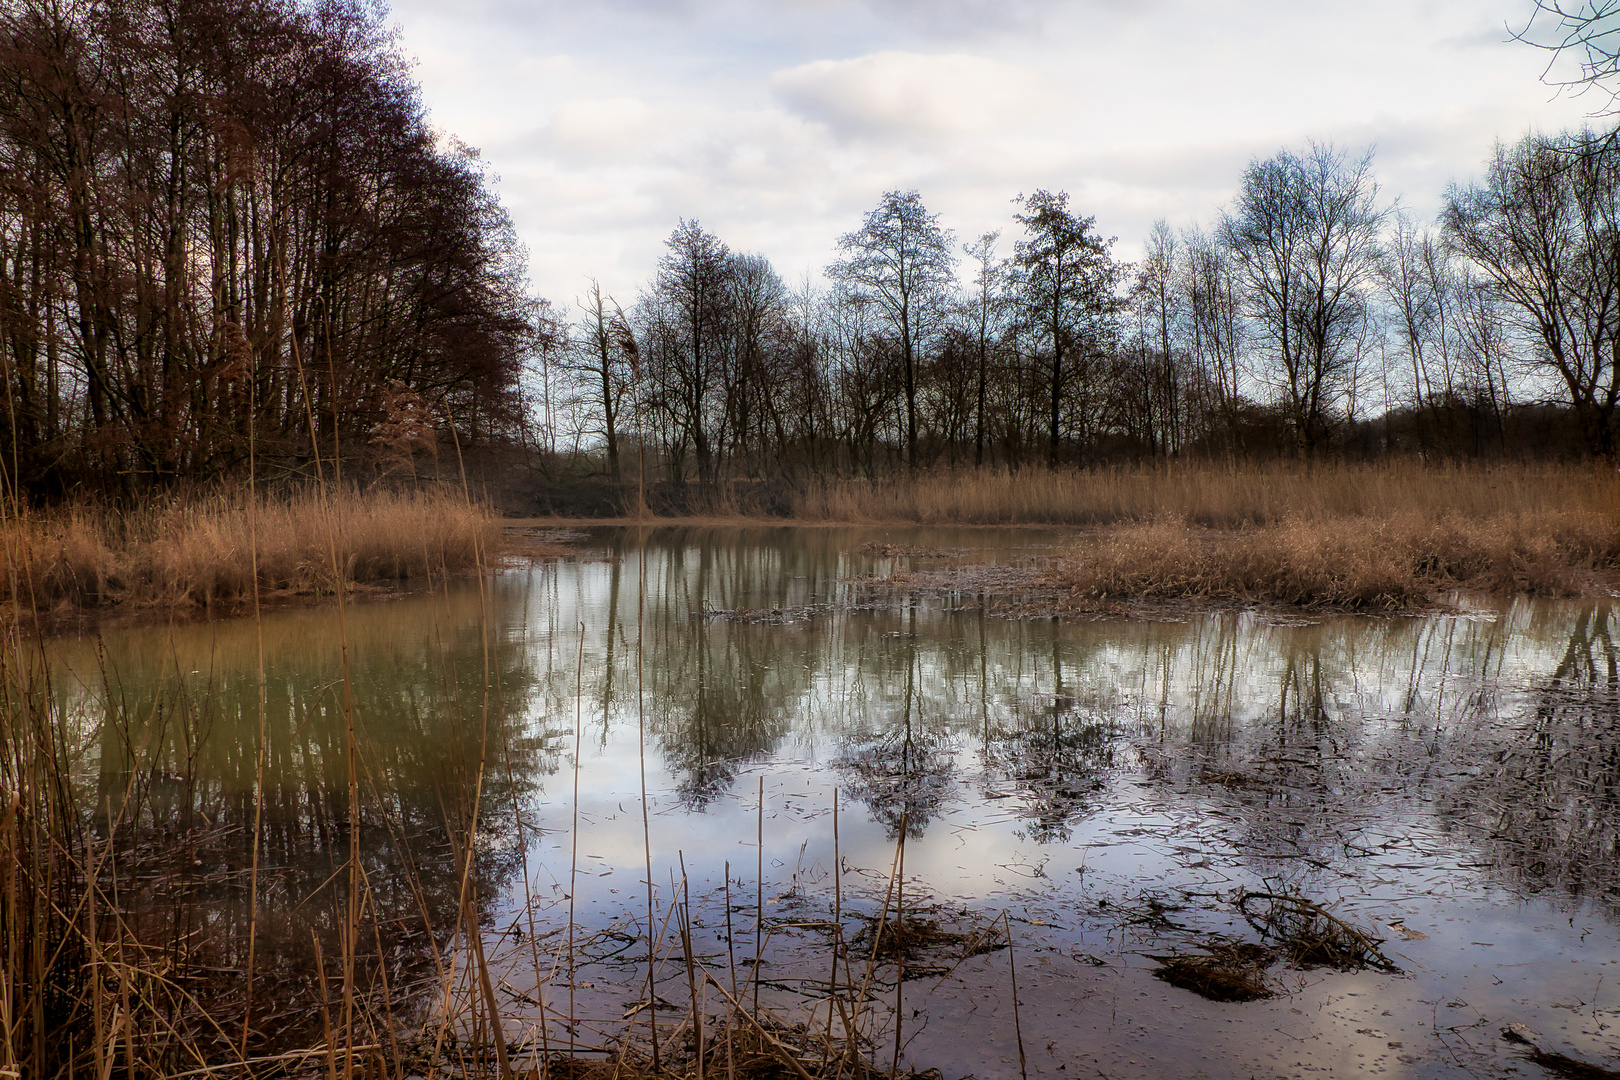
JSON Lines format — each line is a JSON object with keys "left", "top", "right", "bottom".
{"left": 962, "top": 231, "right": 1007, "bottom": 467}
{"left": 564, "top": 279, "right": 636, "bottom": 484}
{"left": 1011, "top": 189, "right": 1122, "bottom": 466}
{"left": 1515, "top": 1, "right": 1620, "bottom": 110}
{"left": 1220, "top": 143, "right": 1386, "bottom": 455}
{"left": 1445, "top": 130, "right": 1620, "bottom": 456}
{"left": 827, "top": 190, "right": 955, "bottom": 470}
{"left": 650, "top": 219, "right": 732, "bottom": 484}
{"left": 1133, "top": 219, "right": 1183, "bottom": 455}
{"left": 1182, "top": 227, "right": 1245, "bottom": 456}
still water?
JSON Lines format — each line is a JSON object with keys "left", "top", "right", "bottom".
{"left": 49, "top": 527, "right": 1620, "bottom": 1078}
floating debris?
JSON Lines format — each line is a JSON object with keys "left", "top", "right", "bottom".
{"left": 1150, "top": 942, "right": 1276, "bottom": 1002}
{"left": 1237, "top": 890, "right": 1400, "bottom": 973}
{"left": 1501, "top": 1024, "right": 1620, "bottom": 1080}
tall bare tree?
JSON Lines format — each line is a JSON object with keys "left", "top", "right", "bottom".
{"left": 1445, "top": 131, "right": 1620, "bottom": 456}
{"left": 1011, "top": 189, "right": 1121, "bottom": 466}
{"left": 1220, "top": 144, "right": 1386, "bottom": 454}
{"left": 827, "top": 189, "right": 954, "bottom": 470}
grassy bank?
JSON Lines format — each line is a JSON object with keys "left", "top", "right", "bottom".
{"left": 1039, "top": 511, "right": 1618, "bottom": 609}
{"left": 796, "top": 462, "right": 1620, "bottom": 609}
{"left": 1, "top": 486, "right": 501, "bottom": 616}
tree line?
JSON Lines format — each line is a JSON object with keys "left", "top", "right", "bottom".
{"left": 0, "top": 0, "right": 546, "bottom": 500}
{"left": 6, "top": 0, "right": 1619, "bottom": 506}
{"left": 545, "top": 134, "right": 1620, "bottom": 494}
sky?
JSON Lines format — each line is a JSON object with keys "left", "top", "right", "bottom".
{"left": 384, "top": 0, "right": 1602, "bottom": 313}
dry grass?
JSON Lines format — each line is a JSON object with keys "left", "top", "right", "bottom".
{"left": 1043, "top": 510, "right": 1619, "bottom": 609}
{"left": 796, "top": 461, "right": 1620, "bottom": 607}
{"left": 795, "top": 460, "right": 1620, "bottom": 527}
{"left": 1, "top": 486, "right": 502, "bottom": 615}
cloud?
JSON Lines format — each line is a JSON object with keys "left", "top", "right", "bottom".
{"left": 771, "top": 51, "right": 1053, "bottom": 141}
{"left": 543, "top": 97, "right": 664, "bottom": 163}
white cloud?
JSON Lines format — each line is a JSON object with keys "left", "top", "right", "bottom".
{"left": 771, "top": 51, "right": 1053, "bottom": 141}
{"left": 386, "top": 0, "right": 1602, "bottom": 301}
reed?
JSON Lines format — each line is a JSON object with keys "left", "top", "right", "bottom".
{"left": 1042, "top": 509, "right": 1620, "bottom": 609}
{"left": 794, "top": 460, "right": 1620, "bottom": 527}
{"left": 1, "top": 486, "right": 503, "bottom": 615}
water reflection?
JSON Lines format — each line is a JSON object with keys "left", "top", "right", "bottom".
{"left": 50, "top": 588, "right": 560, "bottom": 1051}
{"left": 48, "top": 526, "right": 1620, "bottom": 1067}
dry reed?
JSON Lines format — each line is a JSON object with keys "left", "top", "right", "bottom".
{"left": 1042, "top": 510, "right": 1619, "bottom": 609}
{"left": 796, "top": 461, "right": 1620, "bottom": 607}
{"left": 795, "top": 460, "right": 1620, "bottom": 527}
{"left": 1, "top": 486, "right": 502, "bottom": 615}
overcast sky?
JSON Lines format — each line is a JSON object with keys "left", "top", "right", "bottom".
{"left": 385, "top": 0, "right": 1598, "bottom": 311}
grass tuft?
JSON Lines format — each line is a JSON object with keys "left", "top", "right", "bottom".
{"left": 2, "top": 486, "right": 502, "bottom": 615}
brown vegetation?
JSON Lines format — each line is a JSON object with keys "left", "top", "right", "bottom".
{"left": 793, "top": 461, "right": 1620, "bottom": 609}
{"left": 1, "top": 487, "right": 502, "bottom": 616}
{"left": 794, "top": 460, "right": 1619, "bottom": 527}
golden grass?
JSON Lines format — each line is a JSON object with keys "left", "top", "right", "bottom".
{"left": 795, "top": 460, "right": 1620, "bottom": 527}
{"left": 1, "top": 486, "right": 502, "bottom": 614}
{"left": 1040, "top": 510, "right": 1619, "bottom": 609}
{"left": 795, "top": 461, "right": 1620, "bottom": 607}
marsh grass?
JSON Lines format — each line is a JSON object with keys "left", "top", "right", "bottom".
{"left": 1, "top": 487, "right": 501, "bottom": 615}
{"left": 794, "top": 461, "right": 1620, "bottom": 607}
{"left": 795, "top": 460, "right": 1620, "bottom": 526}
{"left": 1043, "top": 509, "right": 1620, "bottom": 609}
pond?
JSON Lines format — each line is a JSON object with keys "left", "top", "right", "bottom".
{"left": 47, "top": 526, "right": 1620, "bottom": 1079}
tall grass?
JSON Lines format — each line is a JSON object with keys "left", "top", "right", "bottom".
{"left": 1, "top": 487, "right": 502, "bottom": 614}
{"left": 1041, "top": 512, "right": 1619, "bottom": 609}
{"left": 797, "top": 461, "right": 1620, "bottom": 606}
{"left": 794, "top": 460, "right": 1620, "bottom": 526}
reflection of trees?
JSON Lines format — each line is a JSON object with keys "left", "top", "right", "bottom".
{"left": 983, "top": 707, "right": 1114, "bottom": 844}
{"left": 981, "top": 636, "right": 1114, "bottom": 843}
{"left": 836, "top": 611, "right": 957, "bottom": 839}
{"left": 1438, "top": 602, "right": 1620, "bottom": 900}
{"left": 641, "top": 536, "right": 815, "bottom": 807}
{"left": 63, "top": 588, "right": 556, "bottom": 1054}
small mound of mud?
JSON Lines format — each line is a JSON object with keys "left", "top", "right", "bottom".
{"left": 1151, "top": 942, "right": 1275, "bottom": 1002}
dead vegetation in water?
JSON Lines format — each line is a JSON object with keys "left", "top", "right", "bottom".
{"left": 1147, "top": 889, "right": 1398, "bottom": 1003}
{"left": 856, "top": 541, "right": 953, "bottom": 559}
{"left": 1238, "top": 890, "right": 1399, "bottom": 973}
{"left": 852, "top": 911, "right": 1006, "bottom": 974}
{"left": 1150, "top": 942, "right": 1277, "bottom": 1002}
{"left": 1501, "top": 1025, "right": 1620, "bottom": 1080}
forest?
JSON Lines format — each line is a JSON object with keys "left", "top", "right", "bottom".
{"left": 0, "top": 0, "right": 545, "bottom": 500}
{"left": 4, "top": 0, "right": 1620, "bottom": 510}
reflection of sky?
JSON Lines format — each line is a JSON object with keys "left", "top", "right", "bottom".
{"left": 496, "top": 529, "right": 1620, "bottom": 1077}
{"left": 49, "top": 528, "right": 1620, "bottom": 1078}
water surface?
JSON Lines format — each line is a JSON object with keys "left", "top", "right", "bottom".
{"left": 51, "top": 526, "right": 1620, "bottom": 1078}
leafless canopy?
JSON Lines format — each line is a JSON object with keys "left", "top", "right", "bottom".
{"left": 1516, "top": 0, "right": 1620, "bottom": 109}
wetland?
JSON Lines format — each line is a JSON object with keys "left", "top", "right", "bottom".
{"left": 29, "top": 526, "right": 1620, "bottom": 1079}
